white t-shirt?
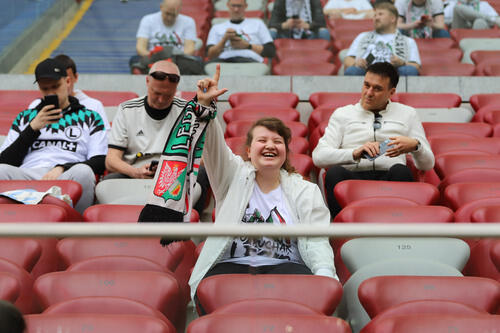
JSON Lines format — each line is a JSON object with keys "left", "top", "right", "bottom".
{"left": 206, "top": 18, "right": 273, "bottom": 63}
{"left": 443, "top": 0, "right": 498, "bottom": 24}
{"left": 347, "top": 31, "right": 421, "bottom": 65}
{"left": 136, "top": 11, "right": 197, "bottom": 53}
{"left": 220, "top": 183, "right": 303, "bottom": 267}
{"left": 395, "top": 0, "right": 444, "bottom": 20}
{"left": 28, "top": 89, "right": 110, "bottom": 131}
{"left": 324, "top": 0, "right": 373, "bottom": 19}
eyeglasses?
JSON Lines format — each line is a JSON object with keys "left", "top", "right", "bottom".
{"left": 373, "top": 114, "right": 382, "bottom": 130}
{"left": 149, "top": 71, "right": 180, "bottom": 83}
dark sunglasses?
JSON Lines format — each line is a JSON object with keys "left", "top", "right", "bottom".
{"left": 149, "top": 71, "right": 180, "bottom": 83}
{"left": 373, "top": 114, "right": 382, "bottom": 130}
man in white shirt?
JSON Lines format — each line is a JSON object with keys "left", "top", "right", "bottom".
{"left": 344, "top": 2, "right": 421, "bottom": 76}
{"left": 206, "top": 0, "right": 276, "bottom": 63}
{"left": 130, "top": 0, "right": 204, "bottom": 74}
{"left": 28, "top": 54, "right": 110, "bottom": 132}
{"left": 448, "top": 0, "right": 500, "bottom": 29}
{"left": 395, "top": 0, "right": 450, "bottom": 38}
{"left": 323, "top": 0, "right": 374, "bottom": 20}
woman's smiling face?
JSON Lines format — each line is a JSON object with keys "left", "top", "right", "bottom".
{"left": 247, "top": 125, "right": 287, "bottom": 172}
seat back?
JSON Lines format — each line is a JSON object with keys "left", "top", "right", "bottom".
{"left": 82, "top": 91, "right": 138, "bottom": 106}
{"left": 334, "top": 205, "right": 454, "bottom": 223}
{"left": 212, "top": 299, "right": 321, "bottom": 315}
{"left": 228, "top": 92, "right": 299, "bottom": 108}
{"left": 0, "top": 238, "right": 41, "bottom": 272}
{"left": 187, "top": 313, "right": 351, "bottom": 333}
{"left": 0, "top": 180, "right": 82, "bottom": 204}
{"left": 422, "top": 122, "right": 492, "bottom": 140}
{"left": 225, "top": 136, "right": 309, "bottom": 155}
{"left": 95, "top": 179, "right": 154, "bottom": 205}
{"left": 443, "top": 182, "right": 500, "bottom": 210}
{"left": 435, "top": 155, "right": 500, "bottom": 180}
{"left": 469, "top": 93, "right": 500, "bottom": 111}
{"left": 83, "top": 204, "right": 143, "bottom": 222}
{"left": 223, "top": 107, "right": 300, "bottom": 123}
{"left": 0, "top": 272, "right": 20, "bottom": 303}
{"left": 0, "top": 258, "right": 36, "bottom": 314}
{"left": 0, "top": 204, "right": 66, "bottom": 222}
{"left": 490, "top": 240, "right": 500, "bottom": 271}
{"left": 463, "top": 239, "right": 500, "bottom": 281}
{"left": 334, "top": 180, "right": 439, "bottom": 207}
{"left": 391, "top": 93, "right": 461, "bottom": 108}
{"left": 289, "top": 153, "right": 314, "bottom": 179}
{"left": 439, "top": 168, "right": 500, "bottom": 192}
{"left": 309, "top": 92, "right": 360, "bottom": 109}
{"left": 272, "top": 62, "right": 338, "bottom": 75}
{"left": 196, "top": 274, "right": 343, "bottom": 315}
{"left": 429, "top": 137, "right": 500, "bottom": 157}
{"left": 472, "top": 205, "right": 500, "bottom": 222}
{"left": 226, "top": 119, "right": 307, "bottom": 138}
{"left": 67, "top": 255, "right": 170, "bottom": 273}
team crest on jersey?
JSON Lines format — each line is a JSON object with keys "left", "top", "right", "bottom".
{"left": 153, "top": 160, "right": 187, "bottom": 202}
{"left": 64, "top": 126, "right": 82, "bottom": 140}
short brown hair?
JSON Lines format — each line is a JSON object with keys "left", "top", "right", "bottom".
{"left": 374, "top": 1, "right": 398, "bottom": 19}
{"left": 244, "top": 117, "right": 296, "bottom": 174}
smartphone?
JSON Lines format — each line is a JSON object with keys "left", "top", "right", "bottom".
{"left": 149, "top": 160, "right": 159, "bottom": 171}
{"left": 362, "top": 139, "right": 391, "bottom": 160}
{"left": 292, "top": 15, "right": 299, "bottom": 19}
{"left": 43, "top": 94, "right": 59, "bottom": 110}
{"left": 366, "top": 53, "right": 375, "bottom": 65}
{"left": 420, "top": 15, "right": 429, "bottom": 22}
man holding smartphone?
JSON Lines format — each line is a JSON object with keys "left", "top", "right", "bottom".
{"left": 0, "top": 58, "right": 108, "bottom": 213}
{"left": 395, "top": 0, "right": 450, "bottom": 38}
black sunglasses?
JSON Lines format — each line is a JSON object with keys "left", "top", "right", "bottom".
{"left": 149, "top": 71, "right": 180, "bottom": 83}
{"left": 373, "top": 114, "right": 382, "bottom": 130}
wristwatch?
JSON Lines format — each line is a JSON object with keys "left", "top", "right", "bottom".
{"left": 247, "top": 44, "right": 252, "bottom": 50}
{"left": 414, "top": 139, "right": 421, "bottom": 151}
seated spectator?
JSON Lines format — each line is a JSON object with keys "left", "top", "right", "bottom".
{"left": 106, "top": 60, "right": 209, "bottom": 213}
{"left": 0, "top": 300, "right": 25, "bottom": 333}
{"left": 312, "top": 62, "right": 434, "bottom": 218}
{"left": 206, "top": 0, "right": 276, "bottom": 63}
{"left": 130, "top": 0, "right": 204, "bottom": 74}
{"left": 0, "top": 58, "right": 107, "bottom": 213}
{"left": 344, "top": 2, "right": 421, "bottom": 76}
{"left": 447, "top": 0, "right": 500, "bottom": 29}
{"left": 323, "top": 0, "right": 374, "bottom": 20}
{"left": 28, "top": 54, "right": 110, "bottom": 132}
{"left": 269, "top": 0, "right": 330, "bottom": 40}
{"left": 395, "top": 0, "right": 450, "bottom": 38}
{"left": 189, "top": 67, "right": 338, "bottom": 310}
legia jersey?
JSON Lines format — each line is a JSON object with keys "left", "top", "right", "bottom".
{"left": 5, "top": 107, "right": 107, "bottom": 169}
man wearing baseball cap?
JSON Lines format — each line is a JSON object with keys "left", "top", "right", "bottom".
{"left": 0, "top": 58, "right": 108, "bottom": 213}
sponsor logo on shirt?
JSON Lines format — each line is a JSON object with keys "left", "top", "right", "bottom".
{"left": 31, "top": 140, "right": 78, "bottom": 152}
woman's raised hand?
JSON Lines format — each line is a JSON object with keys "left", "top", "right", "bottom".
{"left": 197, "top": 64, "right": 228, "bottom": 106}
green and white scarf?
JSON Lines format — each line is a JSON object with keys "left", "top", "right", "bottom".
{"left": 356, "top": 30, "right": 410, "bottom": 63}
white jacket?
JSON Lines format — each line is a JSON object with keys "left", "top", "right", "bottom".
{"left": 189, "top": 118, "right": 337, "bottom": 300}
{"left": 312, "top": 101, "right": 435, "bottom": 172}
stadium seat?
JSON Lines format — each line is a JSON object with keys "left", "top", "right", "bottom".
{"left": 205, "top": 62, "right": 269, "bottom": 76}
{"left": 0, "top": 90, "right": 42, "bottom": 117}
{"left": 56, "top": 237, "right": 184, "bottom": 272}
{"left": 469, "top": 93, "right": 500, "bottom": 111}
{"left": 187, "top": 313, "right": 351, "bottom": 333}
{"left": 228, "top": 92, "right": 299, "bottom": 108}
{"left": 223, "top": 107, "right": 300, "bottom": 123}
{"left": 360, "top": 313, "right": 500, "bottom": 333}
{"left": 415, "top": 37, "right": 456, "bottom": 51}
{"left": 309, "top": 92, "right": 360, "bottom": 109}
{"left": 272, "top": 62, "right": 338, "bottom": 75}
{"left": 43, "top": 296, "right": 174, "bottom": 330}
{"left": 289, "top": 153, "right": 314, "bottom": 179}
{"left": 308, "top": 119, "right": 328, "bottom": 153}
{"left": 471, "top": 205, "right": 500, "bottom": 223}
{"left": 429, "top": 137, "right": 500, "bottom": 157}
{"left": 490, "top": 240, "right": 500, "bottom": 271}
{"left": 213, "top": 9, "right": 263, "bottom": 18}
{"left": 0, "top": 204, "right": 66, "bottom": 223}
{"left": 275, "top": 49, "right": 334, "bottom": 64}
{"left": 0, "top": 238, "right": 41, "bottom": 272}
{"left": 334, "top": 205, "right": 454, "bottom": 223}
{"left": 422, "top": 122, "right": 492, "bottom": 140}
{"left": 25, "top": 313, "right": 173, "bottom": 333}
{"left": 483, "top": 110, "right": 500, "bottom": 124}
{"left": 225, "top": 136, "right": 309, "bottom": 155}
{"left": 83, "top": 204, "right": 143, "bottom": 222}
{"left": 450, "top": 28, "right": 500, "bottom": 43}
{"left": 0, "top": 179, "right": 82, "bottom": 206}
{"left": 391, "top": 93, "right": 462, "bottom": 108}
{"left": 459, "top": 38, "right": 500, "bottom": 63}
{"left": 471, "top": 50, "right": 500, "bottom": 66}
{"left": 94, "top": 179, "right": 153, "bottom": 205}
{"left": 419, "top": 48, "right": 463, "bottom": 66}
{"left": 454, "top": 197, "right": 500, "bottom": 222}
{"left": 420, "top": 62, "right": 475, "bottom": 76}
{"left": 463, "top": 239, "right": 500, "bottom": 281}
{"left": 212, "top": 299, "right": 321, "bottom": 315}
{"left": 224, "top": 120, "right": 307, "bottom": 138}
{"left": 274, "top": 38, "right": 330, "bottom": 50}
{"left": 434, "top": 155, "right": 500, "bottom": 180}
{"left": 343, "top": 197, "right": 420, "bottom": 207}
{"left": 484, "top": 63, "right": 500, "bottom": 76}
{"left": 358, "top": 275, "right": 500, "bottom": 318}
{"left": 333, "top": 180, "right": 440, "bottom": 208}
{"left": 82, "top": 91, "right": 139, "bottom": 106}
{"left": 196, "top": 274, "right": 343, "bottom": 315}
{"left": 439, "top": 168, "right": 500, "bottom": 192}
{"left": 0, "top": 118, "right": 12, "bottom": 135}
{"left": 308, "top": 106, "right": 335, "bottom": 135}
{"left": 443, "top": 182, "right": 500, "bottom": 211}
{"left": 0, "top": 258, "right": 36, "bottom": 314}
{"left": 67, "top": 255, "right": 170, "bottom": 273}
{"left": 33, "top": 270, "right": 183, "bottom": 330}
{"left": 0, "top": 272, "right": 20, "bottom": 303}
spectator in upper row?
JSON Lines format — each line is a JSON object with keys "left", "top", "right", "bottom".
{"left": 130, "top": 0, "right": 204, "bottom": 75}
{"left": 206, "top": 0, "right": 276, "bottom": 63}
{"left": 447, "top": 0, "right": 500, "bottom": 29}
{"left": 323, "top": 0, "right": 374, "bottom": 20}
{"left": 395, "top": 0, "right": 450, "bottom": 38}
{"left": 269, "top": 0, "right": 330, "bottom": 40}
{"left": 344, "top": 1, "right": 421, "bottom": 76}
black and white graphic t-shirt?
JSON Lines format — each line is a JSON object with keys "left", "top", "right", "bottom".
{"left": 220, "top": 183, "right": 303, "bottom": 267}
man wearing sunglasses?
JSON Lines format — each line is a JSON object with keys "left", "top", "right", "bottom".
{"left": 312, "top": 62, "right": 434, "bottom": 218}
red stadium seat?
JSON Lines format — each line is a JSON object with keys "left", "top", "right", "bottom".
{"left": 443, "top": 182, "right": 500, "bottom": 211}
{"left": 225, "top": 136, "right": 309, "bottom": 155}
{"left": 484, "top": 110, "right": 500, "bottom": 124}
{"left": 308, "top": 119, "right": 328, "bottom": 153}
{"left": 196, "top": 274, "right": 343, "bottom": 315}
{"left": 188, "top": 313, "right": 350, "bottom": 333}
{"left": 0, "top": 258, "right": 36, "bottom": 314}
{"left": 429, "top": 137, "right": 500, "bottom": 157}
{"left": 56, "top": 237, "right": 183, "bottom": 272}
{"left": 272, "top": 62, "right": 337, "bottom": 75}
{"left": 346, "top": 197, "right": 420, "bottom": 207}
{"left": 0, "top": 238, "right": 41, "bottom": 273}
{"left": 214, "top": 10, "right": 263, "bottom": 18}
{"left": 43, "top": 296, "right": 174, "bottom": 330}
{"left": 212, "top": 299, "right": 321, "bottom": 315}
{"left": 415, "top": 37, "right": 456, "bottom": 51}
{"left": 223, "top": 107, "right": 300, "bottom": 123}
{"left": 83, "top": 204, "right": 199, "bottom": 223}
{"left": 228, "top": 92, "right": 299, "bottom": 108}
{"left": 439, "top": 168, "right": 500, "bottom": 192}
{"left": 471, "top": 50, "right": 500, "bottom": 66}
{"left": 333, "top": 180, "right": 440, "bottom": 208}
{"left": 67, "top": 255, "right": 170, "bottom": 273}
{"left": 33, "top": 271, "right": 183, "bottom": 330}
{"left": 275, "top": 49, "right": 334, "bottom": 64}
{"left": 420, "top": 63, "right": 476, "bottom": 76}
{"left": 490, "top": 240, "right": 500, "bottom": 271}
{"left": 289, "top": 153, "right": 314, "bottom": 179}
{"left": 454, "top": 197, "right": 500, "bottom": 222}
{"left": 0, "top": 118, "right": 13, "bottom": 135}
{"left": 334, "top": 205, "right": 454, "bottom": 223}
{"left": 469, "top": 93, "right": 500, "bottom": 111}
{"left": 360, "top": 314, "right": 500, "bottom": 333}
{"left": 309, "top": 92, "right": 361, "bottom": 109}
{"left": 359, "top": 275, "right": 500, "bottom": 318}
{"left": 434, "top": 155, "right": 500, "bottom": 180}
{"left": 463, "top": 239, "right": 500, "bottom": 280}
{"left": 0, "top": 204, "right": 66, "bottom": 223}
{"left": 82, "top": 91, "right": 139, "bottom": 106}
{"left": 423, "top": 122, "right": 492, "bottom": 140}
{"left": 391, "top": 92, "right": 462, "bottom": 108}
{"left": 450, "top": 28, "right": 500, "bottom": 42}
{"left": 0, "top": 90, "right": 42, "bottom": 117}
{"left": 420, "top": 48, "right": 463, "bottom": 66}
{"left": 471, "top": 205, "right": 500, "bottom": 223}
{"left": 25, "top": 314, "right": 173, "bottom": 333}
{"left": 328, "top": 18, "right": 373, "bottom": 30}
{"left": 274, "top": 39, "right": 330, "bottom": 50}
{"left": 0, "top": 195, "right": 83, "bottom": 222}
{"left": 224, "top": 120, "right": 307, "bottom": 138}
{"left": 0, "top": 272, "right": 20, "bottom": 303}
{"left": 484, "top": 63, "right": 500, "bottom": 76}
{"left": 0, "top": 179, "right": 82, "bottom": 205}
{"left": 308, "top": 106, "right": 335, "bottom": 135}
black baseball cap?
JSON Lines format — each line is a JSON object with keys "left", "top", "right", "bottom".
{"left": 34, "top": 58, "right": 67, "bottom": 83}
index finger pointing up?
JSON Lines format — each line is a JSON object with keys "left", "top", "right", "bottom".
{"left": 213, "top": 64, "right": 221, "bottom": 83}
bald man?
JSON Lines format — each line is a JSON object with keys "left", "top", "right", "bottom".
{"left": 130, "top": 0, "right": 204, "bottom": 74}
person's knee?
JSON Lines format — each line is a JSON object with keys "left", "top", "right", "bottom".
{"left": 432, "top": 29, "right": 451, "bottom": 38}
{"left": 325, "top": 166, "right": 351, "bottom": 187}
{"left": 64, "top": 164, "right": 96, "bottom": 187}
{"left": 317, "top": 28, "right": 331, "bottom": 41}
{"left": 0, "top": 164, "right": 19, "bottom": 179}
{"left": 388, "top": 164, "right": 414, "bottom": 181}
